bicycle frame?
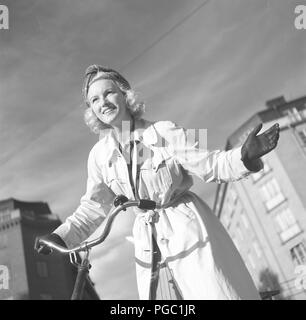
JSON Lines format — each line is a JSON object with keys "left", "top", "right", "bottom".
{"left": 39, "top": 195, "right": 161, "bottom": 300}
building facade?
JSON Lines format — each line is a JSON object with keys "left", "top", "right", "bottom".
{"left": 213, "top": 95, "right": 306, "bottom": 300}
{"left": 0, "top": 198, "right": 99, "bottom": 300}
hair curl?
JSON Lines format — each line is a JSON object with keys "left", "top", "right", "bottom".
{"left": 82, "top": 65, "right": 145, "bottom": 134}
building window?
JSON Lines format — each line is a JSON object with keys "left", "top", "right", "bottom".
{"left": 0, "top": 233, "right": 8, "bottom": 249}
{"left": 260, "top": 178, "right": 286, "bottom": 211}
{"left": 253, "top": 241, "right": 262, "bottom": 258}
{"left": 236, "top": 223, "right": 243, "bottom": 240}
{"left": 297, "top": 129, "right": 306, "bottom": 147}
{"left": 247, "top": 251, "right": 256, "bottom": 269}
{"left": 36, "top": 261, "right": 48, "bottom": 278}
{"left": 286, "top": 108, "right": 304, "bottom": 124}
{"left": 290, "top": 241, "right": 306, "bottom": 265}
{"left": 221, "top": 213, "right": 231, "bottom": 229}
{"left": 274, "top": 208, "right": 301, "bottom": 243}
{"left": 241, "top": 210, "right": 249, "bottom": 229}
{"left": 223, "top": 201, "right": 232, "bottom": 218}
{"left": 229, "top": 187, "right": 238, "bottom": 205}
{"left": 223, "top": 186, "right": 238, "bottom": 218}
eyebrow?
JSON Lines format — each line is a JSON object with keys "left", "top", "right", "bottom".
{"left": 88, "top": 87, "right": 113, "bottom": 101}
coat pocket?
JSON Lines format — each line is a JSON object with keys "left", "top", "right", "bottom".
{"left": 155, "top": 159, "right": 173, "bottom": 187}
{"left": 102, "top": 164, "right": 125, "bottom": 194}
{"left": 140, "top": 154, "right": 173, "bottom": 193}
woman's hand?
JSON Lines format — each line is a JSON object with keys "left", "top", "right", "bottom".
{"left": 241, "top": 123, "right": 280, "bottom": 172}
{"left": 34, "top": 233, "right": 67, "bottom": 255}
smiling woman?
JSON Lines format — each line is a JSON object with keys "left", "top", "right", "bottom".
{"left": 83, "top": 65, "right": 145, "bottom": 134}
{"left": 88, "top": 78, "right": 129, "bottom": 126}
{"left": 35, "top": 64, "right": 280, "bottom": 300}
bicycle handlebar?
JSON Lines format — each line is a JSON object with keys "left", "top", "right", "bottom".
{"left": 40, "top": 197, "right": 161, "bottom": 255}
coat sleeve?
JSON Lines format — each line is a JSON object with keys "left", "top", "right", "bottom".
{"left": 154, "top": 120, "right": 252, "bottom": 183}
{"left": 53, "top": 146, "right": 116, "bottom": 248}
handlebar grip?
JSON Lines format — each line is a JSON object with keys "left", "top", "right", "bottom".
{"left": 138, "top": 199, "right": 157, "bottom": 210}
{"left": 114, "top": 195, "right": 129, "bottom": 207}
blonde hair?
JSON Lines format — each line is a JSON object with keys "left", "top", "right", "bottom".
{"left": 82, "top": 65, "right": 145, "bottom": 134}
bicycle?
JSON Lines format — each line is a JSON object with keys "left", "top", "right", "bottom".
{"left": 38, "top": 194, "right": 161, "bottom": 300}
{"left": 39, "top": 194, "right": 280, "bottom": 300}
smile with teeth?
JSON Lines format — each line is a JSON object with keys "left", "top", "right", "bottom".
{"left": 103, "top": 105, "right": 116, "bottom": 114}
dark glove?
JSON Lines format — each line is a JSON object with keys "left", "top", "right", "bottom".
{"left": 241, "top": 123, "right": 280, "bottom": 172}
{"left": 34, "top": 233, "right": 67, "bottom": 255}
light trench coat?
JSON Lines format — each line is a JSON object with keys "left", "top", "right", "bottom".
{"left": 54, "top": 118, "right": 261, "bottom": 300}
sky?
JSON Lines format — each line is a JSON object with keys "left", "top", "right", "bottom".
{"left": 0, "top": 0, "right": 306, "bottom": 299}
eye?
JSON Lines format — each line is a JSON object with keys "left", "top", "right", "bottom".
{"left": 90, "top": 97, "right": 99, "bottom": 104}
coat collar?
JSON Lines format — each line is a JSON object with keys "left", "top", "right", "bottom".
{"left": 133, "top": 118, "right": 158, "bottom": 145}
{"left": 98, "top": 118, "right": 159, "bottom": 164}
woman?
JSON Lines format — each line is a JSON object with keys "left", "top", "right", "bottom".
{"left": 36, "top": 65, "right": 280, "bottom": 300}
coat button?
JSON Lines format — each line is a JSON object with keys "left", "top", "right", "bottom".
{"left": 160, "top": 238, "right": 169, "bottom": 244}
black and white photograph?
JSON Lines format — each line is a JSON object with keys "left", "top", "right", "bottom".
{"left": 0, "top": 0, "right": 306, "bottom": 304}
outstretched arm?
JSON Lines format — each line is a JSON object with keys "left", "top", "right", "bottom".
{"left": 153, "top": 121, "right": 280, "bottom": 183}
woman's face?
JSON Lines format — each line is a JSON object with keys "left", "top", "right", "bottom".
{"left": 87, "top": 77, "right": 130, "bottom": 127}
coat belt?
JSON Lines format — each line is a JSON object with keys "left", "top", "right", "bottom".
{"left": 134, "top": 191, "right": 189, "bottom": 250}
